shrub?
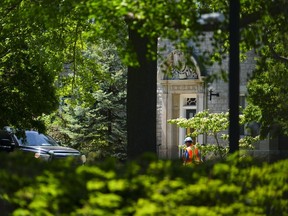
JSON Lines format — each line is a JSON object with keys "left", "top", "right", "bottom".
{"left": 0, "top": 152, "right": 287, "bottom": 215}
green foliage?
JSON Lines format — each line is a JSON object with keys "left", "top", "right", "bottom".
{"left": 168, "top": 110, "right": 259, "bottom": 160}
{"left": 1, "top": 0, "right": 288, "bottom": 158}
{"left": 247, "top": 59, "right": 288, "bottom": 137}
{"left": 168, "top": 110, "right": 229, "bottom": 137}
{"left": 223, "top": 0, "right": 288, "bottom": 136}
{"left": 45, "top": 41, "right": 127, "bottom": 160}
{"left": 0, "top": 152, "right": 288, "bottom": 215}
{"left": 0, "top": 0, "right": 89, "bottom": 130}
{"left": 0, "top": 1, "right": 284, "bottom": 126}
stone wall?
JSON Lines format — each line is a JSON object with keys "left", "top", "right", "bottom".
{"left": 156, "top": 35, "right": 286, "bottom": 161}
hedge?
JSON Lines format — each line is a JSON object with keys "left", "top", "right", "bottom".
{"left": 0, "top": 152, "right": 287, "bottom": 216}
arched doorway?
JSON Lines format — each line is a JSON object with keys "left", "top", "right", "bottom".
{"left": 157, "top": 50, "right": 207, "bottom": 159}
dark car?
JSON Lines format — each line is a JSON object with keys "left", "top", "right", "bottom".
{"left": 0, "top": 128, "right": 86, "bottom": 164}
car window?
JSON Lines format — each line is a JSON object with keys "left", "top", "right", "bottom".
{"left": 17, "top": 131, "right": 59, "bottom": 146}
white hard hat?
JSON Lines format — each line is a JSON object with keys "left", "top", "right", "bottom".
{"left": 184, "top": 137, "right": 193, "bottom": 143}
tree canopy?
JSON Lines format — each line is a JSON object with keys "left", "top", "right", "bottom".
{"left": 46, "top": 41, "right": 128, "bottom": 160}
{"left": 1, "top": 0, "right": 288, "bottom": 155}
{"left": 0, "top": 0, "right": 88, "bottom": 130}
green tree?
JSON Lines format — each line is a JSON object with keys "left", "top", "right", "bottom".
{"left": 78, "top": 0, "right": 288, "bottom": 156}
{"left": 238, "top": 0, "right": 288, "bottom": 138}
{"left": 247, "top": 60, "right": 288, "bottom": 138}
{"left": 1, "top": 0, "right": 288, "bottom": 157}
{"left": 0, "top": 0, "right": 89, "bottom": 130}
{"left": 168, "top": 110, "right": 259, "bottom": 160}
{"left": 46, "top": 41, "right": 127, "bottom": 160}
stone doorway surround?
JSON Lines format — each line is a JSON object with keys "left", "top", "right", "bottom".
{"left": 157, "top": 79, "right": 206, "bottom": 159}
{"left": 156, "top": 47, "right": 208, "bottom": 159}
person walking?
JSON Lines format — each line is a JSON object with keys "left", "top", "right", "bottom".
{"left": 183, "top": 137, "right": 201, "bottom": 165}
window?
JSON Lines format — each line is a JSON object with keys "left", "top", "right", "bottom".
{"left": 185, "top": 97, "right": 197, "bottom": 106}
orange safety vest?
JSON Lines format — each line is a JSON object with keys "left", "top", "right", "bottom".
{"left": 183, "top": 145, "right": 201, "bottom": 165}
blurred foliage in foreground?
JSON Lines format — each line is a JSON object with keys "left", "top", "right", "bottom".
{"left": 0, "top": 152, "right": 287, "bottom": 216}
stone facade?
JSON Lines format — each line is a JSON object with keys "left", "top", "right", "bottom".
{"left": 156, "top": 36, "right": 262, "bottom": 160}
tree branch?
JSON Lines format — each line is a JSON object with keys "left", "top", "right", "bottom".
{"left": 263, "top": 32, "right": 288, "bottom": 64}
{"left": 268, "top": 43, "right": 288, "bottom": 64}
{"left": 2, "top": 0, "right": 23, "bottom": 17}
{"left": 196, "top": 4, "right": 286, "bottom": 31}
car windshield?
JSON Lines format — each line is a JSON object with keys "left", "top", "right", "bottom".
{"left": 16, "top": 131, "right": 59, "bottom": 146}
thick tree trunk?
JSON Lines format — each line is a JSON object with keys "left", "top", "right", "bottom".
{"left": 127, "top": 28, "right": 157, "bottom": 159}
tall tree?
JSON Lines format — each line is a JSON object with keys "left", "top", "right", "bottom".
{"left": 83, "top": 0, "right": 288, "bottom": 155}
{"left": 46, "top": 41, "right": 127, "bottom": 160}
{"left": 1, "top": 0, "right": 288, "bottom": 157}
{"left": 126, "top": 28, "right": 157, "bottom": 159}
{"left": 0, "top": 0, "right": 88, "bottom": 130}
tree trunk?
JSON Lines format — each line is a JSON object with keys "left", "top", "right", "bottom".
{"left": 127, "top": 28, "right": 157, "bottom": 159}
{"left": 229, "top": 0, "right": 240, "bottom": 153}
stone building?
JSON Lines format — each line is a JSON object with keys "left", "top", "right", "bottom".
{"left": 156, "top": 36, "right": 259, "bottom": 160}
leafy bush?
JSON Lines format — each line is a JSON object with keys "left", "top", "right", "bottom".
{"left": 0, "top": 152, "right": 287, "bottom": 216}
{"left": 168, "top": 110, "right": 260, "bottom": 160}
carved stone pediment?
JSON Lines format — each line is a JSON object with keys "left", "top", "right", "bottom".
{"left": 159, "top": 50, "right": 201, "bottom": 80}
